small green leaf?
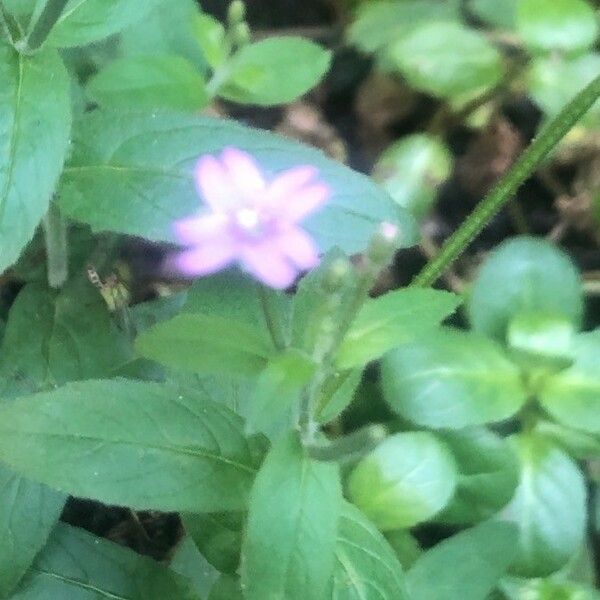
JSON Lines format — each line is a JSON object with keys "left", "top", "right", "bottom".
{"left": 0, "top": 42, "right": 71, "bottom": 274}
{"left": 467, "top": 236, "right": 584, "bottom": 341}
{"left": 336, "top": 288, "right": 460, "bottom": 369}
{"left": 87, "top": 55, "right": 209, "bottom": 111}
{"left": 316, "top": 368, "right": 362, "bottom": 424}
{"left": 135, "top": 313, "right": 275, "bottom": 377}
{"left": 58, "top": 110, "right": 416, "bottom": 255}
{"left": 388, "top": 22, "right": 504, "bottom": 101}
{"left": 435, "top": 428, "right": 519, "bottom": 524}
{"left": 372, "top": 134, "right": 453, "bottom": 219}
{"left": 241, "top": 431, "right": 342, "bottom": 600}
{"left": 467, "top": 0, "right": 517, "bottom": 29}
{"left": 347, "top": 432, "right": 457, "bottom": 530}
{"left": 516, "top": 0, "right": 598, "bottom": 54}
{"left": 384, "top": 530, "right": 422, "bottom": 570}
{"left": 539, "top": 330, "right": 600, "bottom": 434}
{"left": 407, "top": 521, "right": 519, "bottom": 600}
{"left": 381, "top": 328, "right": 527, "bottom": 429}
{"left": 330, "top": 502, "right": 410, "bottom": 599}
{"left": 535, "top": 420, "right": 600, "bottom": 460}
{"left": 0, "top": 380, "right": 256, "bottom": 512}
{"left": 220, "top": 37, "right": 331, "bottom": 106}
{"left": 500, "top": 434, "right": 586, "bottom": 577}
{"left": 194, "top": 14, "right": 228, "bottom": 69}
{"left": 13, "top": 523, "right": 200, "bottom": 599}
{"left": 170, "top": 536, "right": 220, "bottom": 599}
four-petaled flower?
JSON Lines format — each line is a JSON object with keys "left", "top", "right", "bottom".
{"left": 172, "top": 147, "right": 331, "bottom": 289}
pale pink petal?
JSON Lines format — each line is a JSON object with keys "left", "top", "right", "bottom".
{"left": 220, "top": 147, "right": 266, "bottom": 195}
{"left": 266, "top": 165, "right": 319, "bottom": 202}
{"left": 279, "top": 183, "right": 331, "bottom": 223}
{"left": 173, "top": 213, "right": 229, "bottom": 246}
{"left": 276, "top": 227, "right": 319, "bottom": 270}
{"left": 240, "top": 244, "right": 298, "bottom": 289}
{"left": 172, "top": 239, "right": 237, "bottom": 277}
{"left": 194, "top": 155, "right": 236, "bottom": 210}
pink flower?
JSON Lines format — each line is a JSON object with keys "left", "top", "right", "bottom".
{"left": 171, "top": 147, "right": 331, "bottom": 289}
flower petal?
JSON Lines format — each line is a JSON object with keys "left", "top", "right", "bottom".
{"left": 279, "top": 183, "right": 331, "bottom": 223}
{"left": 240, "top": 243, "right": 298, "bottom": 289}
{"left": 194, "top": 155, "right": 236, "bottom": 211}
{"left": 277, "top": 227, "right": 319, "bottom": 270}
{"left": 173, "top": 213, "right": 229, "bottom": 246}
{"left": 220, "top": 147, "right": 266, "bottom": 196}
{"left": 171, "top": 239, "right": 237, "bottom": 277}
{"left": 266, "top": 165, "right": 319, "bottom": 202}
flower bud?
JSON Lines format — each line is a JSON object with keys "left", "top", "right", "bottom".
{"left": 367, "top": 222, "right": 400, "bottom": 264}
{"left": 322, "top": 257, "right": 352, "bottom": 294}
{"left": 228, "top": 0, "right": 246, "bottom": 26}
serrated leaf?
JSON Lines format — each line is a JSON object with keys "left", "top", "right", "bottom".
{"left": 336, "top": 288, "right": 460, "bottom": 369}
{"left": 241, "top": 431, "right": 342, "bottom": 600}
{"left": 381, "top": 328, "right": 527, "bottom": 429}
{"left": 0, "top": 379, "right": 256, "bottom": 512}
{"left": 0, "top": 42, "right": 70, "bottom": 274}
{"left": 58, "top": 110, "right": 417, "bottom": 255}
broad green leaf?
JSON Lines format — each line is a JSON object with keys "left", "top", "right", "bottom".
{"left": 0, "top": 379, "right": 256, "bottom": 512}
{"left": 539, "top": 330, "right": 600, "bottom": 434}
{"left": 45, "top": 0, "right": 165, "bottom": 48}
{"left": 170, "top": 536, "right": 220, "bottom": 599}
{"left": 0, "top": 42, "right": 70, "bottom": 274}
{"left": 467, "top": 236, "right": 584, "bottom": 341}
{"left": 467, "top": 0, "right": 517, "bottom": 28}
{"left": 0, "top": 467, "right": 65, "bottom": 597}
{"left": 13, "top": 523, "right": 199, "bottom": 599}
{"left": 435, "top": 428, "right": 519, "bottom": 525}
{"left": 381, "top": 328, "right": 527, "bottom": 429}
{"left": 389, "top": 22, "right": 504, "bottom": 101}
{"left": 135, "top": 313, "right": 275, "bottom": 377}
{"left": 407, "top": 521, "right": 519, "bottom": 600}
{"left": 183, "top": 512, "right": 243, "bottom": 574}
{"left": 500, "top": 434, "right": 586, "bottom": 577}
{"left": 58, "top": 110, "right": 417, "bottom": 254}
{"left": 330, "top": 502, "right": 410, "bottom": 599}
{"left": 336, "top": 288, "right": 460, "bottom": 369}
{"left": 220, "top": 37, "right": 331, "bottom": 106}
{"left": 348, "top": 0, "right": 460, "bottom": 53}
{"left": 241, "top": 431, "right": 342, "bottom": 600}
{"left": 0, "top": 280, "right": 130, "bottom": 399}
{"left": 372, "top": 134, "right": 453, "bottom": 220}
{"left": 528, "top": 54, "right": 600, "bottom": 128}
{"left": 516, "top": 0, "right": 598, "bottom": 54}
{"left": 87, "top": 55, "right": 208, "bottom": 111}
{"left": 347, "top": 431, "right": 457, "bottom": 530}
{"left": 246, "top": 350, "right": 316, "bottom": 439}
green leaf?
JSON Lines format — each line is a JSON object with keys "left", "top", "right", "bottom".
{"left": 467, "top": 236, "right": 584, "bottom": 341}
{"left": 170, "top": 536, "right": 220, "bottom": 599}
{"left": 500, "top": 434, "right": 586, "bottom": 577}
{"left": 535, "top": 420, "right": 600, "bottom": 460}
{"left": 500, "top": 577, "right": 600, "bottom": 600}
{"left": 407, "top": 521, "right": 519, "bottom": 600}
{"left": 0, "top": 280, "right": 131, "bottom": 399}
{"left": 539, "top": 330, "right": 600, "bottom": 434}
{"left": 0, "top": 379, "right": 256, "bottom": 512}
{"left": 135, "top": 313, "right": 275, "bottom": 377}
{"left": 194, "top": 14, "right": 227, "bottom": 70}
{"left": 209, "top": 575, "right": 243, "bottom": 600}
{"left": 516, "top": 0, "right": 598, "bottom": 55}
{"left": 348, "top": 0, "right": 460, "bottom": 54}
{"left": 0, "top": 467, "right": 65, "bottom": 597}
{"left": 316, "top": 368, "right": 362, "bottom": 424}
{"left": 0, "top": 42, "right": 70, "bottom": 274}
{"left": 528, "top": 53, "right": 600, "bottom": 127}
{"left": 87, "top": 55, "right": 208, "bottom": 111}
{"left": 45, "top": 0, "right": 165, "bottom": 48}
{"left": 58, "top": 110, "right": 417, "bottom": 254}
{"left": 384, "top": 530, "right": 422, "bottom": 570}
{"left": 13, "top": 523, "right": 200, "bottom": 599}
{"left": 372, "top": 134, "right": 453, "bottom": 220}
{"left": 336, "top": 288, "right": 460, "bottom": 369}
{"left": 435, "top": 428, "right": 519, "bottom": 525}
{"left": 220, "top": 37, "right": 331, "bottom": 106}
{"left": 347, "top": 431, "right": 457, "bottom": 530}
{"left": 381, "top": 328, "right": 527, "bottom": 429}
{"left": 467, "top": 0, "right": 517, "bottom": 29}
{"left": 241, "top": 431, "right": 342, "bottom": 600}
{"left": 388, "top": 22, "right": 504, "bottom": 101}
{"left": 330, "top": 502, "right": 410, "bottom": 599}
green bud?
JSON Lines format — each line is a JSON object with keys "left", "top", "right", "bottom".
{"left": 366, "top": 222, "right": 400, "bottom": 264}
{"left": 232, "top": 22, "right": 251, "bottom": 47}
{"left": 228, "top": 0, "right": 246, "bottom": 26}
{"left": 322, "top": 257, "right": 352, "bottom": 294}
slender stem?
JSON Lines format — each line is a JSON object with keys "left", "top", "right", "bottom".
{"left": 412, "top": 74, "right": 600, "bottom": 288}
{"left": 43, "top": 202, "right": 68, "bottom": 289}
{"left": 19, "top": 0, "right": 69, "bottom": 52}
{"left": 257, "top": 284, "right": 287, "bottom": 351}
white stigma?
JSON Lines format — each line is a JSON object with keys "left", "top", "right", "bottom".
{"left": 235, "top": 207, "right": 261, "bottom": 231}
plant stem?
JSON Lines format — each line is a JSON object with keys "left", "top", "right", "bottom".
{"left": 257, "top": 284, "right": 287, "bottom": 351}
{"left": 19, "top": 0, "right": 69, "bottom": 52}
{"left": 43, "top": 202, "right": 68, "bottom": 288}
{"left": 412, "top": 73, "right": 600, "bottom": 288}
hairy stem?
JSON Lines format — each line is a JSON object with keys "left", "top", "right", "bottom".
{"left": 43, "top": 202, "right": 68, "bottom": 288}
{"left": 257, "top": 284, "right": 287, "bottom": 351}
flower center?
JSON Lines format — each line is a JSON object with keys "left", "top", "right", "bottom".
{"left": 234, "top": 207, "right": 262, "bottom": 235}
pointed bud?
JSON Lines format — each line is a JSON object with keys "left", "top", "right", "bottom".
{"left": 228, "top": 0, "right": 246, "bottom": 26}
